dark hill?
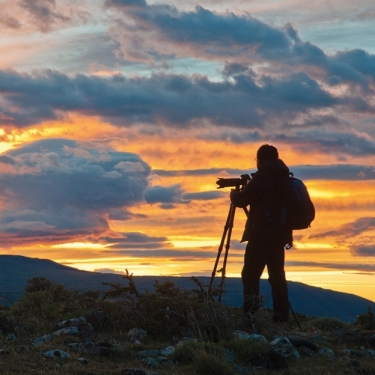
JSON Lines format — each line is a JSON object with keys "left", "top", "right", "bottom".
{"left": 0, "top": 255, "right": 373, "bottom": 322}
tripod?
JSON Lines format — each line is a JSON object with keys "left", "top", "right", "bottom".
{"left": 208, "top": 198, "right": 301, "bottom": 329}
{"left": 208, "top": 200, "right": 248, "bottom": 302}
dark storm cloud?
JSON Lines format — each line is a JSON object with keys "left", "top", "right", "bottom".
{"left": 0, "top": 138, "right": 151, "bottom": 243}
{"left": 98, "top": 232, "right": 170, "bottom": 250}
{"left": 310, "top": 217, "right": 375, "bottom": 239}
{"left": 351, "top": 245, "right": 375, "bottom": 257}
{"left": 19, "top": 0, "right": 70, "bottom": 32}
{"left": 286, "top": 261, "right": 375, "bottom": 273}
{"left": 144, "top": 185, "right": 183, "bottom": 204}
{"left": 0, "top": 69, "right": 339, "bottom": 129}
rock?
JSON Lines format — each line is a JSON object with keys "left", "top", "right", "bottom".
{"left": 78, "top": 357, "right": 88, "bottom": 365}
{"left": 270, "top": 337, "right": 301, "bottom": 359}
{"left": 32, "top": 334, "right": 52, "bottom": 346}
{"left": 233, "top": 330, "right": 251, "bottom": 340}
{"left": 159, "top": 346, "right": 175, "bottom": 356}
{"left": 244, "top": 349, "right": 288, "bottom": 370}
{"left": 0, "top": 349, "right": 10, "bottom": 355}
{"left": 364, "top": 349, "right": 375, "bottom": 358}
{"left": 224, "top": 348, "right": 236, "bottom": 363}
{"left": 120, "top": 369, "right": 161, "bottom": 375}
{"left": 347, "top": 359, "right": 361, "bottom": 367}
{"left": 234, "top": 364, "right": 251, "bottom": 374}
{"left": 232, "top": 330, "right": 268, "bottom": 344}
{"left": 342, "top": 349, "right": 360, "bottom": 357}
{"left": 287, "top": 335, "right": 318, "bottom": 351}
{"left": 318, "top": 347, "right": 335, "bottom": 358}
{"left": 53, "top": 317, "right": 93, "bottom": 337}
{"left": 176, "top": 337, "right": 200, "bottom": 346}
{"left": 127, "top": 328, "right": 147, "bottom": 341}
{"left": 140, "top": 357, "right": 159, "bottom": 368}
{"left": 53, "top": 326, "right": 79, "bottom": 336}
{"left": 69, "top": 341, "right": 95, "bottom": 353}
{"left": 43, "top": 349, "right": 70, "bottom": 359}
{"left": 138, "top": 350, "right": 160, "bottom": 359}
{"left": 83, "top": 309, "right": 109, "bottom": 331}
{"left": 6, "top": 333, "right": 16, "bottom": 340}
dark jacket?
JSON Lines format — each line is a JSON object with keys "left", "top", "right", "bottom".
{"left": 230, "top": 158, "right": 293, "bottom": 245}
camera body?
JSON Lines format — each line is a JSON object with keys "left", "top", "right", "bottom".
{"left": 216, "top": 174, "right": 250, "bottom": 189}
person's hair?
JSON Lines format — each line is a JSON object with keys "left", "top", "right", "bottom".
{"left": 257, "top": 144, "right": 278, "bottom": 163}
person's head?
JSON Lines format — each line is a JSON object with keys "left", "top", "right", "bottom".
{"left": 256, "top": 144, "right": 278, "bottom": 168}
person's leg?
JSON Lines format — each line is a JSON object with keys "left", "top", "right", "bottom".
{"left": 266, "top": 243, "right": 289, "bottom": 322}
{"left": 241, "top": 240, "right": 266, "bottom": 316}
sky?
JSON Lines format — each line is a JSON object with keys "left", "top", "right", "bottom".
{"left": 0, "top": 0, "right": 374, "bottom": 302}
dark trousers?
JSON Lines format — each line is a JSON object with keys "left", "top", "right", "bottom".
{"left": 241, "top": 239, "right": 289, "bottom": 322}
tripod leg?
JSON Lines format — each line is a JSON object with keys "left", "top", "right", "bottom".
{"left": 209, "top": 204, "right": 232, "bottom": 291}
{"left": 218, "top": 204, "right": 236, "bottom": 301}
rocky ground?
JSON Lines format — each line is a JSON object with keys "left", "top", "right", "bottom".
{"left": 0, "top": 276, "right": 374, "bottom": 374}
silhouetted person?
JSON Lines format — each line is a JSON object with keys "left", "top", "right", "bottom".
{"left": 230, "top": 144, "right": 292, "bottom": 323}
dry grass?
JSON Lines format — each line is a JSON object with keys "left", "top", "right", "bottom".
{"left": 0, "top": 276, "right": 374, "bottom": 375}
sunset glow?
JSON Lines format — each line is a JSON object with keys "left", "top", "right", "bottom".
{"left": 0, "top": 0, "right": 374, "bottom": 303}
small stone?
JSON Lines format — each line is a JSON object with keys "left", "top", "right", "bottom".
{"left": 159, "top": 346, "right": 175, "bottom": 356}
{"left": 318, "top": 347, "right": 335, "bottom": 358}
{"left": 6, "top": 333, "right": 16, "bottom": 341}
{"left": 342, "top": 349, "right": 360, "bottom": 357}
{"left": 53, "top": 326, "right": 79, "bottom": 336}
{"left": 127, "top": 328, "right": 147, "bottom": 341}
{"left": 270, "top": 337, "right": 301, "bottom": 359}
{"left": 78, "top": 357, "right": 88, "bottom": 365}
{"left": 32, "top": 334, "right": 52, "bottom": 346}
{"left": 43, "top": 349, "right": 70, "bottom": 359}
{"left": 140, "top": 357, "right": 159, "bottom": 368}
{"left": 364, "top": 349, "right": 375, "bottom": 358}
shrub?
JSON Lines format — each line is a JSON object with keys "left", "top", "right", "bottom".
{"left": 356, "top": 306, "right": 375, "bottom": 330}
{"left": 306, "top": 317, "right": 347, "bottom": 332}
{"left": 194, "top": 350, "right": 236, "bottom": 375}
{"left": 225, "top": 338, "right": 268, "bottom": 362}
{"left": 174, "top": 341, "right": 225, "bottom": 364}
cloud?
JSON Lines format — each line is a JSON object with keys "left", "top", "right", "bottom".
{"left": 310, "top": 217, "right": 375, "bottom": 239}
{"left": 153, "top": 164, "right": 375, "bottom": 182}
{"left": 0, "top": 14, "right": 22, "bottom": 29}
{"left": 104, "top": 0, "right": 147, "bottom": 7}
{"left": 351, "top": 245, "right": 375, "bottom": 257}
{"left": 286, "top": 261, "right": 375, "bottom": 273}
{"left": 19, "top": 0, "right": 71, "bottom": 32}
{"left": 182, "top": 191, "right": 225, "bottom": 201}
{"left": 104, "top": 1, "right": 375, "bottom": 90}
{"left": 0, "top": 138, "right": 151, "bottom": 244}
{"left": 0, "top": 69, "right": 341, "bottom": 130}
{"left": 144, "top": 185, "right": 183, "bottom": 204}
{"left": 99, "top": 232, "right": 170, "bottom": 250}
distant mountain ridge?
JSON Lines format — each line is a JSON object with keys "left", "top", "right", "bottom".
{"left": 1, "top": 255, "right": 374, "bottom": 323}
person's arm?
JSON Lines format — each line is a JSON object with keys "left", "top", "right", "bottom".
{"left": 230, "top": 181, "right": 253, "bottom": 208}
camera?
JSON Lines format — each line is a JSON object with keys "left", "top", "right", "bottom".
{"left": 216, "top": 174, "right": 250, "bottom": 189}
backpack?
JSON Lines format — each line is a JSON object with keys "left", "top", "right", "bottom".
{"left": 279, "top": 173, "right": 315, "bottom": 230}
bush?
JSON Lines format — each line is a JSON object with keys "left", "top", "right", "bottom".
{"left": 306, "top": 317, "right": 347, "bottom": 332}
{"left": 174, "top": 341, "right": 225, "bottom": 364}
{"left": 195, "top": 350, "right": 236, "bottom": 375}
{"left": 225, "top": 338, "right": 268, "bottom": 362}
{"left": 356, "top": 306, "right": 375, "bottom": 330}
